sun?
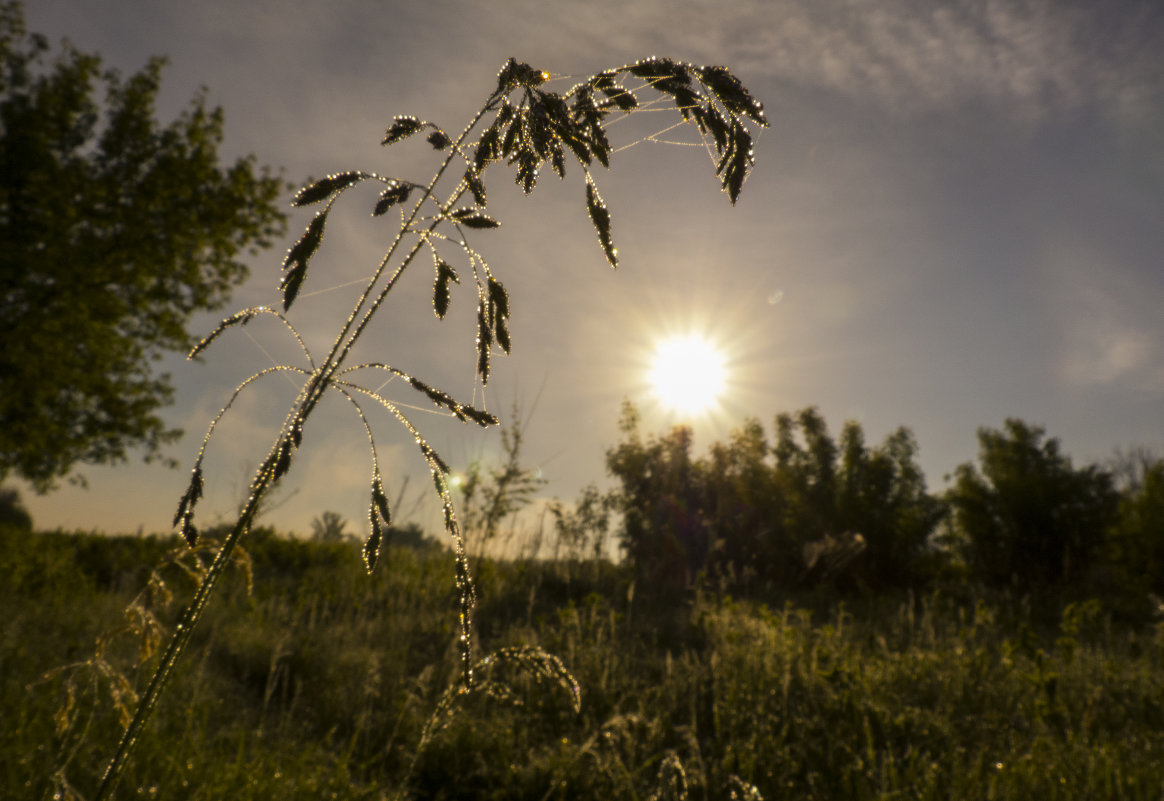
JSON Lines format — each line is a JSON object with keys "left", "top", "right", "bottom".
{"left": 648, "top": 334, "right": 727, "bottom": 416}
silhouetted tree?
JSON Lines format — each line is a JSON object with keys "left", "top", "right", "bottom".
{"left": 606, "top": 402, "right": 710, "bottom": 594}
{"left": 0, "top": 484, "right": 31, "bottom": 529}
{"left": 310, "top": 511, "right": 350, "bottom": 543}
{"left": 835, "top": 422, "right": 945, "bottom": 588}
{"left": 0, "top": 2, "right": 285, "bottom": 490}
{"left": 607, "top": 403, "right": 943, "bottom": 595}
{"left": 1107, "top": 454, "right": 1164, "bottom": 595}
{"left": 946, "top": 419, "right": 1119, "bottom": 587}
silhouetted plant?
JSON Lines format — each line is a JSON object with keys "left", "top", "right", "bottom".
{"left": 310, "top": 510, "right": 351, "bottom": 543}
{"left": 93, "top": 56, "right": 766, "bottom": 799}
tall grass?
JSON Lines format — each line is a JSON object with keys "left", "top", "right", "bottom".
{"left": 9, "top": 524, "right": 1164, "bottom": 799}
{"left": 45, "top": 57, "right": 769, "bottom": 798}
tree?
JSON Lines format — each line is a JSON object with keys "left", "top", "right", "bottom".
{"left": 946, "top": 419, "right": 1119, "bottom": 587}
{"left": 606, "top": 402, "right": 711, "bottom": 594}
{"left": 1107, "top": 453, "right": 1164, "bottom": 595}
{"left": 0, "top": 2, "right": 286, "bottom": 490}
{"left": 309, "top": 510, "right": 351, "bottom": 543}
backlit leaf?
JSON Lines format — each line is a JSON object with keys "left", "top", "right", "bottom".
{"left": 280, "top": 208, "right": 329, "bottom": 311}
{"left": 458, "top": 406, "right": 499, "bottom": 427}
{"left": 173, "top": 465, "right": 203, "bottom": 545}
{"left": 550, "top": 147, "right": 566, "bottom": 179}
{"left": 585, "top": 176, "right": 618, "bottom": 268}
{"left": 474, "top": 123, "right": 501, "bottom": 171}
{"left": 372, "top": 477, "right": 391, "bottom": 526}
{"left": 495, "top": 314, "right": 511, "bottom": 354}
{"left": 626, "top": 57, "right": 690, "bottom": 94}
{"left": 598, "top": 83, "right": 638, "bottom": 111}
{"left": 465, "top": 167, "right": 487, "bottom": 206}
{"left": 476, "top": 305, "right": 492, "bottom": 383}
{"left": 496, "top": 57, "right": 547, "bottom": 93}
{"left": 364, "top": 510, "right": 383, "bottom": 573}
{"left": 427, "top": 130, "right": 450, "bottom": 150}
{"left": 188, "top": 306, "right": 267, "bottom": 359}
{"left": 382, "top": 116, "right": 425, "bottom": 145}
{"left": 697, "top": 65, "right": 768, "bottom": 127}
{"left": 273, "top": 437, "right": 293, "bottom": 480}
{"left": 292, "top": 171, "right": 369, "bottom": 206}
{"left": 373, "top": 182, "right": 412, "bottom": 216}
{"left": 451, "top": 208, "right": 501, "bottom": 229}
{"left": 487, "top": 277, "right": 509, "bottom": 319}
{"left": 433, "top": 259, "right": 459, "bottom": 319}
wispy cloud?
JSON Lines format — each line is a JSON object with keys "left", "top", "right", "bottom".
{"left": 579, "top": 0, "right": 1163, "bottom": 124}
{"left": 1051, "top": 265, "right": 1164, "bottom": 396}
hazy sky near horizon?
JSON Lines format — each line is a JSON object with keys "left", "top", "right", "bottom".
{"left": 16, "top": 0, "right": 1164, "bottom": 540}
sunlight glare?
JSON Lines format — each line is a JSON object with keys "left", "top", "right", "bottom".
{"left": 648, "top": 334, "right": 726, "bottom": 416}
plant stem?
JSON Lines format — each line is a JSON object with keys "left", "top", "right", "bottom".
{"left": 95, "top": 95, "right": 500, "bottom": 801}
{"left": 95, "top": 456, "right": 274, "bottom": 800}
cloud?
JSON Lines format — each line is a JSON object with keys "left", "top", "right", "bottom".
{"left": 570, "top": 0, "right": 1163, "bottom": 124}
{"left": 1052, "top": 270, "right": 1164, "bottom": 396}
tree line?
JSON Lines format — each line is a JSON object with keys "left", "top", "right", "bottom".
{"left": 594, "top": 402, "right": 1164, "bottom": 606}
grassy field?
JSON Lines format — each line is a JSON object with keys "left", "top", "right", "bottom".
{"left": 4, "top": 523, "right": 1164, "bottom": 800}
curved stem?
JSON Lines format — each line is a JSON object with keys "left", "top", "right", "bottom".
{"left": 94, "top": 93, "right": 503, "bottom": 801}
{"left": 95, "top": 454, "right": 276, "bottom": 800}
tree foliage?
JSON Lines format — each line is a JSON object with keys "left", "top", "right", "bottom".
{"left": 946, "top": 419, "right": 1120, "bottom": 587}
{"left": 605, "top": 403, "right": 945, "bottom": 596}
{"left": 0, "top": 2, "right": 286, "bottom": 490}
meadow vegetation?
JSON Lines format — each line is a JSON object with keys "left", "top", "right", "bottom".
{"left": 5, "top": 7, "right": 1163, "bottom": 795}
{"left": 5, "top": 406, "right": 1164, "bottom": 799}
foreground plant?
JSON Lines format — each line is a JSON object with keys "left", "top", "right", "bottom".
{"left": 94, "top": 56, "right": 766, "bottom": 798}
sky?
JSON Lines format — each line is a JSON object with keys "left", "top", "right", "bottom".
{"left": 16, "top": 0, "right": 1164, "bottom": 543}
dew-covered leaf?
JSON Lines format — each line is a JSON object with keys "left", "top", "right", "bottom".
{"left": 697, "top": 65, "right": 768, "bottom": 127}
{"left": 474, "top": 123, "right": 501, "bottom": 172}
{"left": 668, "top": 85, "right": 703, "bottom": 120}
{"left": 292, "top": 171, "right": 369, "bottom": 207}
{"left": 585, "top": 176, "right": 618, "bottom": 268}
{"left": 273, "top": 437, "right": 293, "bottom": 480}
{"left": 476, "top": 306, "right": 492, "bottom": 384}
{"left": 433, "top": 259, "right": 459, "bottom": 319}
{"left": 465, "top": 167, "right": 487, "bottom": 206}
{"left": 280, "top": 209, "right": 329, "bottom": 311}
{"left": 693, "top": 103, "right": 730, "bottom": 154}
{"left": 188, "top": 306, "right": 268, "bottom": 359}
{"left": 180, "top": 520, "right": 199, "bottom": 548}
{"left": 598, "top": 82, "right": 638, "bottom": 111}
{"left": 451, "top": 208, "right": 501, "bottom": 229}
{"left": 409, "top": 376, "right": 457, "bottom": 411}
{"left": 427, "top": 129, "right": 451, "bottom": 150}
{"left": 382, "top": 116, "right": 425, "bottom": 145}
{"left": 459, "top": 406, "right": 499, "bottom": 427}
{"left": 589, "top": 123, "right": 612, "bottom": 169}
{"left": 173, "top": 465, "right": 204, "bottom": 543}
{"left": 372, "top": 477, "right": 392, "bottom": 526}
{"left": 495, "top": 314, "right": 511, "bottom": 354}
{"left": 364, "top": 511, "right": 383, "bottom": 573}
{"left": 373, "top": 182, "right": 412, "bottom": 216}
{"left": 716, "top": 119, "right": 754, "bottom": 204}
{"left": 561, "top": 129, "right": 591, "bottom": 168}
{"left": 626, "top": 57, "right": 690, "bottom": 93}
{"left": 515, "top": 153, "right": 538, "bottom": 195}
{"left": 496, "top": 57, "right": 547, "bottom": 93}
{"left": 501, "top": 112, "right": 521, "bottom": 160}
{"left": 420, "top": 442, "right": 451, "bottom": 476}
{"left": 487, "top": 277, "right": 509, "bottom": 319}
{"left": 550, "top": 146, "right": 566, "bottom": 179}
